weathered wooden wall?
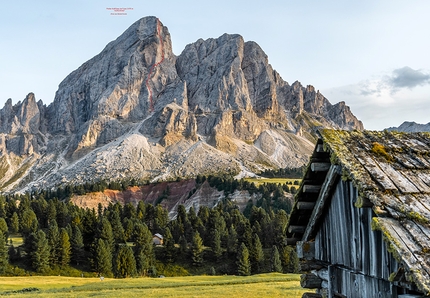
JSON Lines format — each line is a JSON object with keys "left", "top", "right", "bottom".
{"left": 314, "top": 180, "right": 399, "bottom": 297}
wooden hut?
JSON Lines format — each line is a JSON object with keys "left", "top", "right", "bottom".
{"left": 286, "top": 130, "right": 430, "bottom": 297}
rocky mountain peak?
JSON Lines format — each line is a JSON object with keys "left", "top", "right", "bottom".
{"left": 0, "top": 16, "right": 364, "bottom": 192}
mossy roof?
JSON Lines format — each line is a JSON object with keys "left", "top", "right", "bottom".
{"left": 320, "top": 129, "right": 430, "bottom": 294}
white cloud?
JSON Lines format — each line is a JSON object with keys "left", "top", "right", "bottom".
{"left": 324, "top": 70, "right": 430, "bottom": 130}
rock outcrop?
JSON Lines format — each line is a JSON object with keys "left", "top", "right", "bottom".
{"left": 0, "top": 16, "right": 363, "bottom": 192}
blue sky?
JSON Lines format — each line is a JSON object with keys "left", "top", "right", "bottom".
{"left": 1, "top": 0, "right": 430, "bottom": 130}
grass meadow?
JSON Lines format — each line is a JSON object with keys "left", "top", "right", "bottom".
{"left": 0, "top": 273, "right": 310, "bottom": 297}
{"left": 243, "top": 178, "right": 300, "bottom": 187}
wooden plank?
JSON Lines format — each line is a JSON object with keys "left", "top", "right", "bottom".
{"left": 303, "top": 185, "right": 322, "bottom": 193}
{"left": 377, "top": 218, "right": 430, "bottom": 279}
{"left": 402, "top": 219, "right": 430, "bottom": 252}
{"left": 374, "top": 160, "right": 419, "bottom": 193}
{"left": 288, "top": 225, "right": 306, "bottom": 234}
{"left": 391, "top": 194, "right": 430, "bottom": 223}
{"left": 399, "top": 170, "right": 430, "bottom": 193}
{"left": 297, "top": 202, "right": 316, "bottom": 210}
{"left": 302, "top": 293, "right": 322, "bottom": 298}
{"left": 354, "top": 154, "right": 398, "bottom": 191}
{"left": 302, "top": 165, "right": 341, "bottom": 241}
{"left": 311, "top": 162, "right": 331, "bottom": 172}
{"left": 286, "top": 238, "right": 300, "bottom": 245}
{"left": 416, "top": 171, "right": 430, "bottom": 189}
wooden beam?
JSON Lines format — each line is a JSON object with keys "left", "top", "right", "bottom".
{"left": 303, "top": 185, "right": 321, "bottom": 193}
{"left": 300, "top": 273, "right": 323, "bottom": 289}
{"left": 302, "top": 165, "right": 341, "bottom": 241}
{"left": 311, "top": 162, "right": 331, "bottom": 172}
{"left": 297, "top": 202, "right": 316, "bottom": 210}
{"left": 302, "top": 293, "right": 322, "bottom": 298}
{"left": 300, "top": 260, "right": 326, "bottom": 272}
{"left": 288, "top": 225, "right": 306, "bottom": 234}
{"left": 286, "top": 238, "right": 300, "bottom": 245}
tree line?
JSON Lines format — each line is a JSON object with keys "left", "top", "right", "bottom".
{"left": 0, "top": 180, "right": 299, "bottom": 277}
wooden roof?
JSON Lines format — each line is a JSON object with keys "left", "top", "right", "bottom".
{"left": 287, "top": 129, "right": 430, "bottom": 295}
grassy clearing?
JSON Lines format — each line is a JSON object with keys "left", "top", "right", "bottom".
{"left": 244, "top": 178, "right": 300, "bottom": 186}
{"left": 8, "top": 234, "right": 24, "bottom": 247}
{"left": 0, "top": 273, "right": 310, "bottom": 297}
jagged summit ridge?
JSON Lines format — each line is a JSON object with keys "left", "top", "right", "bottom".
{"left": 0, "top": 16, "right": 363, "bottom": 192}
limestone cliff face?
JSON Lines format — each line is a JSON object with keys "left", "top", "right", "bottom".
{"left": 0, "top": 16, "right": 363, "bottom": 192}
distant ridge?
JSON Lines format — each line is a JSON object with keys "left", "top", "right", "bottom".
{"left": 386, "top": 121, "right": 430, "bottom": 132}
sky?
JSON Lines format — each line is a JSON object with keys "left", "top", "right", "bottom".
{"left": 1, "top": 1, "right": 430, "bottom": 130}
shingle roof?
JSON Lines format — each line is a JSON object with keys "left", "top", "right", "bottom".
{"left": 286, "top": 129, "right": 430, "bottom": 294}
{"left": 319, "top": 129, "right": 430, "bottom": 294}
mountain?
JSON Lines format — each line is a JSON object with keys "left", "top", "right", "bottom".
{"left": 0, "top": 16, "right": 363, "bottom": 193}
{"left": 386, "top": 121, "right": 430, "bottom": 132}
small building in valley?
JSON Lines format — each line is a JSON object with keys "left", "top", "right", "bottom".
{"left": 286, "top": 130, "right": 430, "bottom": 297}
{"left": 153, "top": 233, "right": 164, "bottom": 245}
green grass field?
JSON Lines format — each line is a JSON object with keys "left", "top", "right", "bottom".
{"left": 244, "top": 178, "right": 300, "bottom": 187}
{"left": 0, "top": 273, "right": 311, "bottom": 297}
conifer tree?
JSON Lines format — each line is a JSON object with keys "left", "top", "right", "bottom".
{"left": 236, "top": 243, "right": 251, "bottom": 276}
{"left": 0, "top": 231, "right": 9, "bottom": 274}
{"left": 162, "top": 227, "right": 176, "bottom": 263}
{"left": 179, "top": 235, "right": 188, "bottom": 255}
{"left": 10, "top": 212, "right": 19, "bottom": 234}
{"left": 93, "top": 238, "right": 112, "bottom": 276}
{"left": 47, "top": 220, "right": 60, "bottom": 266}
{"left": 134, "top": 223, "right": 154, "bottom": 276}
{"left": 108, "top": 206, "right": 125, "bottom": 243}
{"left": 59, "top": 228, "right": 71, "bottom": 268}
{"left": 0, "top": 218, "right": 8, "bottom": 241}
{"left": 20, "top": 209, "right": 38, "bottom": 236}
{"left": 28, "top": 230, "right": 50, "bottom": 273}
{"left": 97, "top": 217, "right": 114, "bottom": 251}
{"left": 191, "top": 230, "right": 204, "bottom": 266}
{"left": 271, "top": 245, "right": 282, "bottom": 273}
{"left": 281, "top": 246, "right": 299, "bottom": 273}
{"left": 71, "top": 225, "right": 84, "bottom": 265}
{"left": 211, "top": 228, "right": 222, "bottom": 259}
{"left": 226, "top": 225, "right": 238, "bottom": 255}
{"left": 114, "top": 245, "right": 136, "bottom": 278}
{"left": 250, "top": 234, "right": 264, "bottom": 274}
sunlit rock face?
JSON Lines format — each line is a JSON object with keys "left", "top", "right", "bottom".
{"left": 0, "top": 16, "right": 363, "bottom": 192}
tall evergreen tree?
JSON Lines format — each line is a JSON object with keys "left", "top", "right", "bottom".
{"left": 191, "top": 230, "right": 204, "bottom": 266}
{"left": 281, "top": 246, "right": 299, "bottom": 273}
{"left": 114, "top": 245, "right": 136, "bottom": 278}
{"left": 162, "top": 227, "right": 176, "bottom": 263}
{"left": 134, "top": 223, "right": 154, "bottom": 276}
{"left": 226, "top": 225, "right": 238, "bottom": 255}
{"left": 0, "top": 231, "right": 9, "bottom": 274}
{"left": 9, "top": 212, "right": 19, "bottom": 234}
{"left": 47, "top": 220, "right": 60, "bottom": 266}
{"left": 70, "top": 225, "right": 84, "bottom": 265}
{"left": 59, "top": 228, "right": 71, "bottom": 268}
{"left": 236, "top": 243, "right": 251, "bottom": 276}
{"left": 250, "top": 234, "right": 264, "bottom": 274}
{"left": 270, "top": 245, "right": 282, "bottom": 273}
{"left": 0, "top": 218, "right": 8, "bottom": 241}
{"left": 108, "top": 206, "right": 125, "bottom": 243}
{"left": 96, "top": 217, "right": 114, "bottom": 251}
{"left": 28, "top": 230, "right": 50, "bottom": 273}
{"left": 93, "top": 238, "right": 112, "bottom": 277}
{"left": 20, "top": 209, "right": 38, "bottom": 236}
{"left": 211, "top": 228, "right": 222, "bottom": 259}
